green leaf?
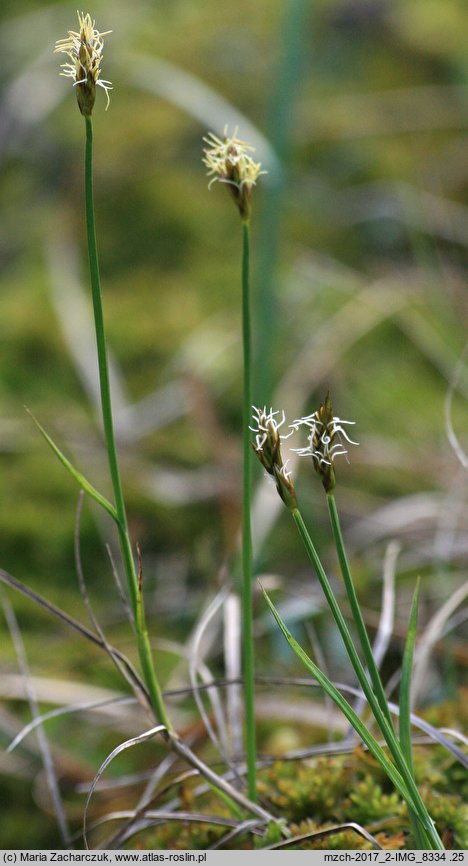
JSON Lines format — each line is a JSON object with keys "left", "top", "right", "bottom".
{"left": 399, "top": 577, "right": 420, "bottom": 774}
{"left": 327, "top": 494, "right": 395, "bottom": 731}
{"left": 261, "top": 585, "right": 420, "bottom": 813}
{"left": 26, "top": 408, "right": 118, "bottom": 524}
{"left": 399, "top": 579, "right": 427, "bottom": 848}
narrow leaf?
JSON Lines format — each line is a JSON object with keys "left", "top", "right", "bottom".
{"left": 8, "top": 696, "right": 136, "bottom": 754}
{"left": 399, "top": 578, "right": 427, "bottom": 848}
{"left": 266, "top": 822, "right": 382, "bottom": 851}
{"left": 26, "top": 408, "right": 118, "bottom": 523}
{"left": 261, "top": 586, "right": 420, "bottom": 813}
{"left": 399, "top": 578, "right": 420, "bottom": 774}
{"left": 0, "top": 568, "right": 150, "bottom": 709}
{"left": 83, "top": 725, "right": 168, "bottom": 848}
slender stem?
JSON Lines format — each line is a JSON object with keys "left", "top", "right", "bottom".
{"left": 83, "top": 115, "right": 170, "bottom": 730}
{"left": 327, "top": 494, "right": 395, "bottom": 731}
{"left": 84, "top": 119, "right": 127, "bottom": 545}
{"left": 400, "top": 579, "right": 427, "bottom": 850}
{"left": 399, "top": 579, "right": 420, "bottom": 777}
{"left": 241, "top": 220, "right": 256, "bottom": 802}
{"left": 327, "top": 495, "right": 433, "bottom": 847}
{"left": 291, "top": 507, "right": 443, "bottom": 849}
{"left": 255, "top": 0, "right": 308, "bottom": 404}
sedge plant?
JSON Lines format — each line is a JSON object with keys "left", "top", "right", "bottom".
{"left": 53, "top": 13, "right": 171, "bottom": 729}
{"left": 48, "top": 14, "right": 282, "bottom": 833}
{"left": 251, "top": 398, "right": 445, "bottom": 849}
{"left": 203, "top": 129, "right": 266, "bottom": 801}
{"left": 15, "top": 10, "right": 445, "bottom": 846}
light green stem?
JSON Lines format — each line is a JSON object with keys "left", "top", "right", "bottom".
{"left": 255, "top": 0, "right": 308, "bottom": 404}
{"left": 327, "top": 495, "right": 432, "bottom": 847}
{"left": 400, "top": 579, "right": 427, "bottom": 849}
{"left": 291, "top": 507, "right": 443, "bottom": 849}
{"left": 327, "top": 494, "right": 394, "bottom": 730}
{"left": 241, "top": 220, "right": 256, "bottom": 801}
{"left": 84, "top": 115, "right": 170, "bottom": 730}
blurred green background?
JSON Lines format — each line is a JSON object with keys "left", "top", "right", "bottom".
{"left": 0, "top": 0, "right": 467, "bottom": 848}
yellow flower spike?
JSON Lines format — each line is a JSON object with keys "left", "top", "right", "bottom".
{"left": 54, "top": 11, "right": 112, "bottom": 115}
{"left": 202, "top": 126, "right": 267, "bottom": 222}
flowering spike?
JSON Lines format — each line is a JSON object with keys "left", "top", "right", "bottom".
{"left": 202, "top": 126, "right": 267, "bottom": 222}
{"left": 251, "top": 406, "right": 297, "bottom": 510}
{"left": 291, "top": 394, "right": 358, "bottom": 493}
{"left": 55, "top": 12, "right": 112, "bottom": 115}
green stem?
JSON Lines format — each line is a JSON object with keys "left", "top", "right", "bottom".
{"left": 84, "top": 118, "right": 127, "bottom": 550}
{"left": 327, "top": 494, "right": 395, "bottom": 731}
{"left": 327, "top": 495, "right": 432, "bottom": 847}
{"left": 84, "top": 115, "right": 170, "bottom": 731}
{"left": 241, "top": 220, "right": 256, "bottom": 802}
{"left": 400, "top": 579, "right": 427, "bottom": 849}
{"left": 291, "top": 507, "right": 443, "bottom": 849}
{"left": 255, "top": 0, "right": 308, "bottom": 404}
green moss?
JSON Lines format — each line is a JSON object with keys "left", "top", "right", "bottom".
{"left": 133, "top": 738, "right": 466, "bottom": 850}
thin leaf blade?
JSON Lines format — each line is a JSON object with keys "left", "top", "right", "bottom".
{"left": 400, "top": 577, "right": 421, "bottom": 774}
{"left": 26, "top": 408, "right": 118, "bottom": 523}
{"left": 261, "top": 585, "right": 419, "bottom": 812}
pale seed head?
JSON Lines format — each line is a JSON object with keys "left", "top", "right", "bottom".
{"left": 203, "top": 126, "right": 267, "bottom": 221}
{"left": 251, "top": 407, "right": 297, "bottom": 510}
{"left": 290, "top": 393, "right": 358, "bottom": 493}
{"left": 54, "top": 11, "right": 112, "bottom": 115}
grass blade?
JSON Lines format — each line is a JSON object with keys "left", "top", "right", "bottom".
{"left": 1, "top": 589, "right": 71, "bottom": 846}
{"left": 289, "top": 508, "right": 444, "bottom": 848}
{"left": 400, "top": 578, "right": 420, "bottom": 773}
{"left": 266, "top": 822, "right": 382, "bottom": 851}
{"left": 327, "top": 493, "right": 394, "bottom": 730}
{"left": 26, "top": 408, "right": 118, "bottom": 523}
{"left": 261, "top": 585, "right": 421, "bottom": 813}
{"left": 83, "top": 725, "right": 168, "bottom": 848}
{"left": 399, "top": 578, "right": 426, "bottom": 849}
{"left": 0, "top": 568, "right": 150, "bottom": 707}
